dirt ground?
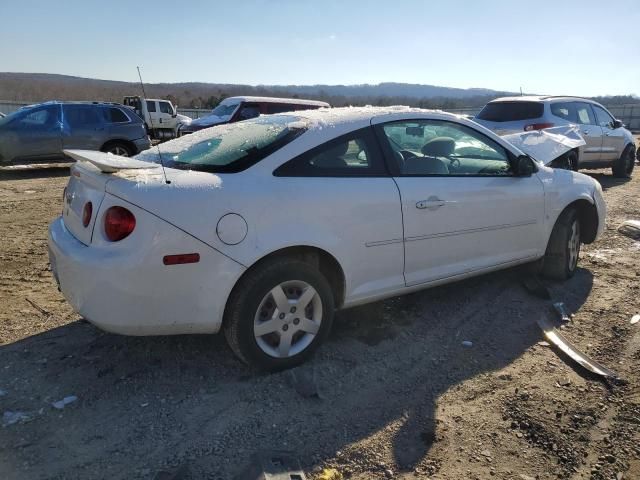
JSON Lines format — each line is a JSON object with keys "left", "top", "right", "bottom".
{"left": 0, "top": 151, "right": 639, "bottom": 480}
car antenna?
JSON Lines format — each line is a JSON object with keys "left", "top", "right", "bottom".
{"left": 136, "top": 66, "right": 171, "bottom": 185}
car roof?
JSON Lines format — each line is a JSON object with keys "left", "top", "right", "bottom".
{"left": 489, "top": 95, "right": 597, "bottom": 104}
{"left": 221, "top": 96, "right": 330, "bottom": 107}
{"left": 280, "top": 105, "right": 459, "bottom": 124}
{"left": 27, "top": 100, "right": 125, "bottom": 107}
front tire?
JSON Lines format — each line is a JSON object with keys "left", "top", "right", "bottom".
{"left": 541, "top": 208, "right": 581, "bottom": 280}
{"left": 224, "top": 258, "right": 335, "bottom": 370}
{"left": 612, "top": 145, "right": 635, "bottom": 178}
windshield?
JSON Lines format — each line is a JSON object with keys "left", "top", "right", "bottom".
{"left": 211, "top": 102, "right": 240, "bottom": 117}
{"left": 0, "top": 106, "right": 33, "bottom": 125}
{"left": 136, "top": 115, "right": 306, "bottom": 173}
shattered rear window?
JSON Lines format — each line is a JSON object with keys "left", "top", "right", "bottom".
{"left": 477, "top": 102, "right": 544, "bottom": 122}
{"left": 136, "top": 115, "right": 306, "bottom": 173}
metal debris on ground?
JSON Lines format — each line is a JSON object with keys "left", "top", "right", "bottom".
{"left": 461, "top": 340, "right": 473, "bottom": 348}
{"left": 2, "top": 411, "right": 29, "bottom": 427}
{"left": 234, "top": 450, "right": 307, "bottom": 480}
{"left": 537, "top": 315, "right": 618, "bottom": 380}
{"left": 317, "top": 468, "right": 343, "bottom": 480}
{"left": 52, "top": 395, "right": 78, "bottom": 410}
{"left": 553, "top": 302, "right": 571, "bottom": 324}
{"left": 618, "top": 220, "right": 640, "bottom": 239}
{"left": 631, "top": 314, "right": 640, "bottom": 325}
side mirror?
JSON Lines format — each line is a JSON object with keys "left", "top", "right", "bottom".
{"left": 514, "top": 155, "right": 536, "bottom": 177}
{"left": 612, "top": 119, "right": 623, "bottom": 129}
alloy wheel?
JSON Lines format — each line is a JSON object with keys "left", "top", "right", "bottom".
{"left": 568, "top": 220, "right": 580, "bottom": 271}
{"left": 108, "top": 146, "right": 129, "bottom": 157}
{"left": 253, "top": 280, "right": 322, "bottom": 358}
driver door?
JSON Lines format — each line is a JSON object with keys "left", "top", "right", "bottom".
{"left": 374, "top": 118, "right": 545, "bottom": 287}
{"left": 4, "top": 104, "right": 63, "bottom": 162}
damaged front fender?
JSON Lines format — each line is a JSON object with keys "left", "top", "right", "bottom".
{"left": 503, "top": 126, "right": 586, "bottom": 166}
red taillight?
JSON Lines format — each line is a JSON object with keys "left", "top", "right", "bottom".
{"left": 104, "top": 206, "right": 136, "bottom": 242}
{"left": 82, "top": 202, "right": 93, "bottom": 227}
{"left": 524, "top": 122, "right": 555, "bottom": 131}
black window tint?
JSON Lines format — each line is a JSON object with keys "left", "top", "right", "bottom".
{"left": 551, "top": 102, "right": 575, "bottom": 121}
{"left": 105, "top": 107, "right": 130, "bottom": 123}
{"left": 238, "top": 104, "right": 260, "bottom": 120}
{"left": 592, "top": 105, "right": 614, "bottom": 129}
{"left": 63, "top": 105, "right": 102, "bottom": 128}
{"left": 266, "top": 104, "right": 295, "bottom": 114}
{"left": 275, "top": 127, "right": 385, "bottom": 177}
{"left": 146, "top": 101, "right": 156, "bottom": 113}
{"left": 159, "top": 102, "right": 173, "bottom": 114}
{"left": 575, "top": 103, "right": 596, "bottom": 125}
{"left": 476, "top": 102, "right": 544, "bottom": 122}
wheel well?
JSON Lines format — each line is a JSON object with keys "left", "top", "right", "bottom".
{"left": 100, "top": 139, "right": 136, "bottom": 155}
{"left": 563, "top": 199, "right": 599, "bottom": 244}
{"left": 231, "top": 246, "right": 346, "bottom": 309}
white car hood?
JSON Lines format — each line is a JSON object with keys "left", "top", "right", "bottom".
{"left": 502, "top": 126, "right": 585, "bottom": 165}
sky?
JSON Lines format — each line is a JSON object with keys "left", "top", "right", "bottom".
{"left": 1, "top": 0, "right": 639, "bottom": 96}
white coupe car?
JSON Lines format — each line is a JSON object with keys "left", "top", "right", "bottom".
{"left": 49, "top": 107, "right": 606, "bottom": 369}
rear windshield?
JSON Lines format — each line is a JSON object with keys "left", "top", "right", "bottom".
{"left": 136, "top": 115, "right": 307, "bottom": 173}
{"left": 477, "top": 102, "right": 544, "bottom": 122}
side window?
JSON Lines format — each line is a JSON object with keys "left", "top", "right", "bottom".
{"left": 592, "top": 105, "right": 614, "bottom": 129}
{"left": 104, "top": 107, "right": 130, "bottom": 123}
{"left": 159, "top": 102, "right": 173, "bottom": 115}
{"left": 266, "top": 104, "right": 295, "bottom": 114}
{"left": 379, "top": 120, "right": 511, "bottom": 176}
{"left": 63, "top": 105, "right": 102, "bottom": 129}
{"left": 551, "top": 102, "right": 575, "bottom": 122}
{"left": 146, "top": 101, "right": 157, "bottom": 113}
{"left": 238, "top": 104, "right": 260, "bottom": 120}
{"left": 14, "top": 105, "right": 60, "bottom": 128}
{"left": 274, "top": 127, "right": 385, "bottom": 177}
{"left": 575, "top": 103, "right": 596, "bottom": 125}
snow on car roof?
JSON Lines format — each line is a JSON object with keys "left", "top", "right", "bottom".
{"left": 273, "top": 105, "right": 457, "bottom": 127}
{"left": 221, "top": 96, "right": 330, "bottom": 107}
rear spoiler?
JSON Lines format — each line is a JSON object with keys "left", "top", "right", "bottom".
{"left": 63, "top": 149, "right": 159, "bottom": 173}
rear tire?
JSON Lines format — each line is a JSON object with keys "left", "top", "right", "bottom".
{"left": 612, "top": 145, "right": 635, "bottom": 178}
{"left": 101, "top": 142, "right": 132, "bottom": 157}
{"left": 541, "top": 208, "right": 581, "bottom": 280}
{"left": 224, "top": 258, "right": 335, "bottom": 370}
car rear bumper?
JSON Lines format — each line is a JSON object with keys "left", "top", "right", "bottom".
{"left": 133, "top": 136, "right": 152, "bottom": 153}
{"left": 48, "top": 216, "right": 244, "bottom": 336}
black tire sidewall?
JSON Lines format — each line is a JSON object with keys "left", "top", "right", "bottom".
{"left": 227, "top": 261, "right": 334, "bottom": 370}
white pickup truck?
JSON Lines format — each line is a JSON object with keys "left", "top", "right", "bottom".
{"left": 122, "top": 96, "right": 191, "bottom": 141}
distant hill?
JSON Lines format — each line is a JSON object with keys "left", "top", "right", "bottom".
{"left": 1, "top": 73, "right": 637, "bottom": 110}
{"left": 0, "top": 72, "right": 514, "bottom": 109}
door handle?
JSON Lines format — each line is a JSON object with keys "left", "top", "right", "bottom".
{"left": 582, "top": 130, "right": 590, "bottom": 135}
{"left": 604, "top": 132, "right": 610, "bottom": 136}
{"left": 416, "top": 198, "right": 446, "bottom": 210}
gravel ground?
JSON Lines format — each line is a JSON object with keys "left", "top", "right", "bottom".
{"left": 0, "top": 150, "right": 639, "bottom": 480}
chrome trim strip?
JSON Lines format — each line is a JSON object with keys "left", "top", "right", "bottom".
{"left": 365, "top": 238, "right": 404, "bottom": 247}
{"left": 405, "top": 220, "right": 537, "bottom": 243}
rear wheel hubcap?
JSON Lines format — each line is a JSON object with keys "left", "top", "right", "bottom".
{"left": 254, "top": 280, "right": 322, "bottom": 358}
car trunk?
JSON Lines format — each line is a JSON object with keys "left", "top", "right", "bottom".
{"left": 62, "top": 163, "right": 110, "bottom": 245}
